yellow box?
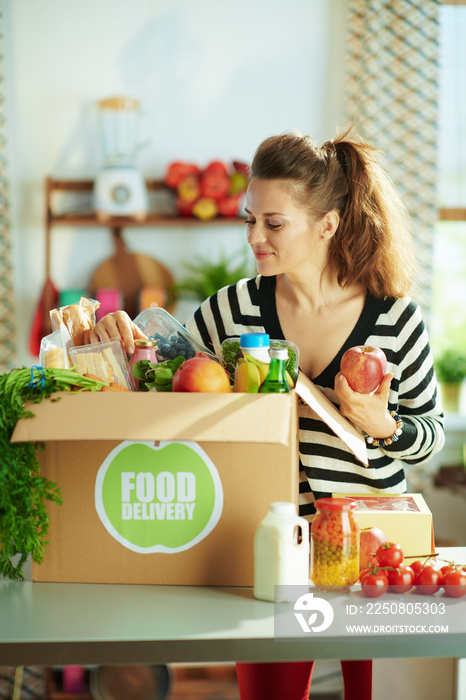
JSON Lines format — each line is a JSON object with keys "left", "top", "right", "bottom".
{"left": 333, "top": 493, "right": 435, "bottom": 559}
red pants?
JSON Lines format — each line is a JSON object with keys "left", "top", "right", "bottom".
{"left": 236, "top": 659, "right": 372, "bottom": 700}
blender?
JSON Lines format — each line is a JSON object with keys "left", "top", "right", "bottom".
{"left": 93, "top": 96, "right": 149, "bottom": 220}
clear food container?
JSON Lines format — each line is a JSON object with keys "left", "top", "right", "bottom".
{"left": 133, "top": 307, "right": 217, "bottom": 363}
{"left": 221, "top": 336, "right": 300, "bottom": 384}
{"left": 70, "top": 339, "right": 135, "bottom": 390}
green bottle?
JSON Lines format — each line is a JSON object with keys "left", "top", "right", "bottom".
{"left": 259, "top": 347, "right": 290, "bottom": 393}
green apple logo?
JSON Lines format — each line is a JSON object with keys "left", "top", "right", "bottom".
{"left": 95, "top": 441, "right": 223, "bottom": 553}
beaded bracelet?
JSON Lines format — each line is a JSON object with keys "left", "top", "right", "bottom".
{"left": 363, "top": 411, "right": 404, "bottom": 448}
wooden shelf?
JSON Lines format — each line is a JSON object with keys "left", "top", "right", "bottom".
{"left": 46, "top": 176, "right": 246, "bottom": 228}
{"left": 49, "top": 211, "right": 246, "bottom": 228}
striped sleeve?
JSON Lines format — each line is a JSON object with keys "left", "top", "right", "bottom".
{"left": 367, "top": 298, "right": 445, "bottom": 464}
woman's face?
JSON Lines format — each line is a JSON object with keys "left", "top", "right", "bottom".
{"left": 245, "top": 177, "right": 321, "bottom": 277}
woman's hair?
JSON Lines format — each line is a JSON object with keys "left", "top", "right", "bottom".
{"left": 250, "top": 128, "right": 417, "bottom": 298}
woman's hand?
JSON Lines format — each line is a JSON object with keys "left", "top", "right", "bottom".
{"left": 334, "top": 371, "right": 396, "bottom": 439}
{"left": 85, "top": 311, "right": 147, "bottom": 355}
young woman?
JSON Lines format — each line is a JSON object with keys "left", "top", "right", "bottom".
{"left": 88, "top": 129, "right": 445, "bottom": 700}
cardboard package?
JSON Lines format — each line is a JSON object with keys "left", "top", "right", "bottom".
{"left": 334, "top": 493, "right": 435, "bottom": 558}
{"left": 11, "top": 374, "right": 367, "bottom": 587}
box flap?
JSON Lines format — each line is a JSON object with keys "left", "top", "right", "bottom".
{"left": 11, "top": 391, "right": 296, "bottom": 445}
{"left": 295, "top": 373, "right": 368, "bottom": 466}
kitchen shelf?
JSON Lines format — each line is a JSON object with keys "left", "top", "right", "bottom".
{"left": 46, "top": 176, "right": 245, "bottom": 230}
{"left": 49, "top": 211, "right": 246, "bottom": 227}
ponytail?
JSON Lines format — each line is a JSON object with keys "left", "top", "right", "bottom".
{"left": 329, "top": 131, "right": 416, "bottom": 298}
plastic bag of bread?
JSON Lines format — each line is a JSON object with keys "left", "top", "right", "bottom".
{"left": 40, "top": 330, "right": 69, "bottom": 369}
{"left": 50, "top": 296, "right": 100, "bottom": 347}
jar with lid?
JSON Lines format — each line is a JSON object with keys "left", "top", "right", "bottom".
{"left": 240, "top": 333, "right": 270, "bottom": 363}
{"left": 310, "top": 497, "right": 359, "bottom": 591}
{"left": 129, "top": 339, "right": 158, "bottom": 388}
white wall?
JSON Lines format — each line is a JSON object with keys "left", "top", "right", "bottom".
{"left": 3, "top": 0, "right": 347, "bottom": 366}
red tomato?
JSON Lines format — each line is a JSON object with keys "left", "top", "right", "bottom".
{"left": 388, "top": 566, "right": 415, "bottom": 594}
{"left": 415, "top": 566, "right": 442, "bottom": 595}
{"left": 361, "top": 571, "right": 389, "bottom": 598}
{"left": 443, "top": 569, "right": 466, "bottom": 598}
{"left": 410, "top": 560, "right": 425, "bottom": 576}
{"left": 376, "top": 542, "right": 404, "bottom": 568}
{"left": 359, "top": 568, "right": 373, "bottom": 584}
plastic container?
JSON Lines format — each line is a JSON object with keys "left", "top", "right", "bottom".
{"left": 254, "top": 502, "right": 310, "bottom": 602}
{"left": 221, "top": 337, "right": 300, "bottom": 384}
{"left": 133, "top": 307, "right": 217, "bottom": 364}
{"left": 310, "top": 497, "right": 360, "bottom": 592}
{"left": 70, "top": 338, "right": 134, "bottom": 390}
{"left": 240, "top": 333, "right": 270, "bottom": 363}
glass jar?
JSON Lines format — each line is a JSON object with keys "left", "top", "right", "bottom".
{"left": 310, "top": 497, "right": 359, "bottom": 591}
{"left": 129, "top": 339, "right": 158, "bottom": 389}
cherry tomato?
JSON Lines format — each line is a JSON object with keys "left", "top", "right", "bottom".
{"left": 361, "top": 571, "right": 389, "bottom": 598}
{"left": 388, "top": 566, "right": 415, "bottom": 594}
{"left": 375, "top": 542, "right": 404, "bottom": 568}
{"left": 443, "top": 569, "right": 466, "bottom": 598}
{"left": 359, "top": 568, "right": 371, "bottom": 584}
{"left": 415, "top": 565, "right": 442, "bottom": 595}
{"left": 410, "top": 560, "right": 425, "bottom": 576}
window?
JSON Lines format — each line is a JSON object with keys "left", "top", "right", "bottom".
{"left": 431, "top": 2, "right": 466, "bottom": 356}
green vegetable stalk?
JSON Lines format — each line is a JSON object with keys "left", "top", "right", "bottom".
{"left": 0, "top": 366, "right": 106, "bottom": 580}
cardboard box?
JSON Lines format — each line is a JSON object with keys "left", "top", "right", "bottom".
{"left": 11, "top": 375, "right": 367, "bottom": 587}
{"left": 334, "top": 493, "right": 435, "bottom": 559}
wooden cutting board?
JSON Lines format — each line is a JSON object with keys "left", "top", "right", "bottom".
{"left": 89, "top": 229, "right": 175, "bottom": 319}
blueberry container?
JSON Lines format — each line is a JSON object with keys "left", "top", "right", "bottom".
{"left": 133, "top": 307, "right": 217, "bottom": 364}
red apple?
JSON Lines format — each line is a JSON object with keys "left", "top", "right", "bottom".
{"left": 205, "top": 160, "right": 230, "bottom": 177}
{"left": 340, "top": 345, "right": 387, "bottom": 394}
{"left": 359, "top": 526, "right": 388, "bottom": 571}
{"left": 217, "top": 194, "right": 242, "bottom": 217}
{"left": 200, "top": 171, "right": 230, "bottom": 200}
{"left": 165, "top": 161, "right": 201, "bottom": 188}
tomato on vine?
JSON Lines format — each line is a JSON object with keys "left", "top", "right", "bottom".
{"left": 360, "top": 570, "right": 389, "bottom": 598}
{"left": 375, "top": 542, "right": 404, "bottom": 568}
{"left": 415, "top": 565, "right": 442, "bottom": 595}
{"left": 387, "top": 566, "right": 415, "bottom": 594}
{"left": 443, "top": 568, "right": 466, "bottom": 598}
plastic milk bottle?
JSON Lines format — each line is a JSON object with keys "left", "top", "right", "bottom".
{"left": 254, "top": 502, "right": 310, "bottom": 602}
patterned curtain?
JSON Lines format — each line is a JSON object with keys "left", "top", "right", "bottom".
{"left": 343, "top": 0, "right": 440, "bottom": 318}
{"left": 0, "top": 1, "right": 16, "bottom": 372}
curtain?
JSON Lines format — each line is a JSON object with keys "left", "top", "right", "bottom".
{"left": 0, "top": 1, "right": 16, "bottom": 372}
{"left": 343, "top": 0, "right": 440, "bottom": 319}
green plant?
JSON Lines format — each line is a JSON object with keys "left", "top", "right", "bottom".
{"left": 434, "top": 349, "right": 466, "bottom": 384}
{"left": 0, "top": 367, "right": 108, "bottom": 580}
{"left": 170, "top": 247, "right": 254, "bottom": 302}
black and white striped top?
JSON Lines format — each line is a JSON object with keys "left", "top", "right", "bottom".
{"left": 185, "top": 275, "right": 445, "bottom": 519}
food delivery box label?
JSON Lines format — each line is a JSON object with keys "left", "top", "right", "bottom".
{"left": 95, "top": 440, "right": 223, "bottom": 553}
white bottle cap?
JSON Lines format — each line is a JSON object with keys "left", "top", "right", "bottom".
{"left": 269, "top": 502, "right": 297, "bottom": 515}
{"left": 270, "top": 347, "right": 288, "bottom": 361}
